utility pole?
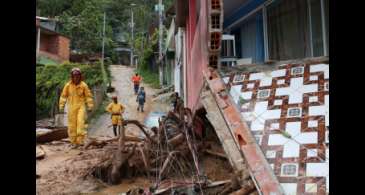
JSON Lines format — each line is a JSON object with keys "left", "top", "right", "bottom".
{"left": 158, "top": 0, "right": 163, "bottom": 86}
{"left": 101, "top": 12, "right": 108, "bottom": 88}
{"left": 130, "top": 6, "right": 135, "bottom": 66}
{"left": 102, "top": 12, "right": 106, "bottom": 66}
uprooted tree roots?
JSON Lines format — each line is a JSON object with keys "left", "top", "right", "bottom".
{"left": 86, "top": 106, "right": 257, "bottom": 194}
{"left": 89, "top": 109, "right": 205, "bottom": 188}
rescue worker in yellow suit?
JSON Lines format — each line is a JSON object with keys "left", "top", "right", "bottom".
{"left": 106, "top": 96, "right": 125, "bottom": 136}
{"left": 59, "top": 68, "right": 94, "bottom": 147}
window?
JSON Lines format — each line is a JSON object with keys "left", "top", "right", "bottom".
{"left": 267, "top": 0, "right": 310, "bottom": 60}
{"left": 324, "top": 0, "right": 329, "bottom": 55}
{"left": 309, "top": 0, "right": 324, "bottom": 57}
{"left": 266, "top": 0, "right": 328, "bottom": 60}
{"left": 239, "top": 12, "right": 265, "bottom": 63}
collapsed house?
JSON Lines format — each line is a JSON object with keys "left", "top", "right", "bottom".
{"left": 161, "top": 0, "right": 329, "bottom": 194}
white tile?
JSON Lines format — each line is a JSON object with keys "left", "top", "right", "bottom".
{"left": 325, "top": 95, "right": 329, "bottom": 126}
{"left": 277, "top": 79, "right": 286, "bottom": 85}
{"left": 249, "top": 101, "right": 281, "bottom": 131}
{"left": 246, "top": 83, "right": 255, "bottom": 89}
{"left": 285, "top": 122, "right": 301, "bottom": 135}
{"left": 266, "top": 150, "right": 276, "bottom": 158}
{"left": 309, "top": 105, "right": 326, "bottom": 116}
{"left": 309, "top": 75, "right": 318, "bottom": 81}
{"left": 250, "top": 117, "right": 266, "bottom": 131}
{"left": 241, "top": 102, "right": 250, "bottom": 110}
{"left": 271, "top": 69, "right": 287, "bottom": 77}
{"left": 268, "top": 134, "right": 287, "bottom": 146}
{"left": 260, "top": 77, "right": 273, "bottom": 87}
{"left": 249, "top": 72, "right": 264, "bottom": 80}
{"left": 241, "top": 91, "right": 253, "bottom": 100}
{"left": 270, "top": 123, "right": 280, "bottom": 130}
{"left": 275, "top": 77, "right": 318, "bottom": 104}
{"left": 270, "top": 164, "right": 275, "bottom": 170}
{"left": 325, "top": 131, "right": 329, "bottom": 143}
{"left": 305, "top": 183, "right": 317, "bottom": 193}
{"left": 308, "top": 120, "right": 318, "bottom": 128}
{"left": 306, "top": 163, "right": 329, "bottom": 177}
{"left": 309, "top": 96, "right": 318, "bottom": 102}
{"left": 241, "top": 112, "right": 254, "bottom": 122}
{"left": 295, "top": 132, "right": 318, "bottom": 144}
{"left": 289, "top": 77, "right": 304, "bottom": 90}
{"left": 229, "top": 85, "right": 243, "bottom": 104}
{"left": 223, "top": 77, "right": 230, "bottom": 84}
{"left": 307, "top": 149, "right": 318, "bottom": 157}
{"left": 310, "top": 64, "right": 329, "bottom": 79}
{"left": 274, "top": 99, "right": 283, "bottom": 106}
{"left": 283, "top": 140, "right": 300, "bottom": 158}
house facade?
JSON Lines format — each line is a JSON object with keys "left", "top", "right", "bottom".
{"left": 36, "top": 16, "right": 70, "bottom": 63}
{"left": 167, "top": 0, "right": 329, "bottom": 194}
{"left": 222, "top": 0, "right": 329, "bottom": 65}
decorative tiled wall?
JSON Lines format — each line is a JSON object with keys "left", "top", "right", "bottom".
{"left": 224, "top": 63, "right": 329, "bottom": 195}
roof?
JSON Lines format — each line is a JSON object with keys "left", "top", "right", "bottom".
{"left": 223, "top": 63, "right": 329, "bottom": 194}
{"left": 36, "top": 16, "right": 58, "bottom": 21}
{"left": 39, "top": 26, "right": 70, "bottom": 39}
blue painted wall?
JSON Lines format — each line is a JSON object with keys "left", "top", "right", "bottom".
{"left": 224, "top": 0, "right": 268, "bottom": 29}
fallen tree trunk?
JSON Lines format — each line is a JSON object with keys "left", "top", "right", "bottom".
{"left": 36, "top": 127, "right": 68, "bottom": 143}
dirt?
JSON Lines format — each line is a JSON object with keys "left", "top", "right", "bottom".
{"left": 89, "top": 65, "right": 164, "bottom": 138}
{"left": 36, "top": 65, "right": 232, "bottom": 195}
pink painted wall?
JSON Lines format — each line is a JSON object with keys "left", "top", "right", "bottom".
{"left": 185, "top": 0, "right": 209, "bottom": 111}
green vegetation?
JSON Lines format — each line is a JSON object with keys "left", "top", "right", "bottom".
{"left": 36, "top": 62, "right": 108, "bottom": 120}
{"left": 37, "top": 56, "right": 58, "bottom": 65}
{"left": 136, "top": 30, "right": 160, "bottom": 89}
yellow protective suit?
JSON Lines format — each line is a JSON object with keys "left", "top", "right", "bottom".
{"left": 106, "top": 102, "right": 125, "bottom": 126}
{"left": 59, "top": 81, "right": 94, "bottom": 145}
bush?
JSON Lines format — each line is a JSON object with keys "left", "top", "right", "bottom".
{"left": 36, "top": 62, "right": 107, "bottom": 120}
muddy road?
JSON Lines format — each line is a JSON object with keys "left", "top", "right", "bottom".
{"left": 36, "top": 65, "right": 169, "bottom": 195}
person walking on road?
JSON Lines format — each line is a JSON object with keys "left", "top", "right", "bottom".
{"left": 131, "top": 73, "right": 142, "bottom": 95}
{"left": 106, "top": 95, "right": 125, "bottom": 137}
{"left": 136, "top": 87, "right": 146, "bottom": 112}
{"left": 59, "top": 68, "right": 94, "bottom": 148}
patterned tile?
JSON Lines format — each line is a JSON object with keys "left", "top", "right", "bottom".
{"left": 226, "top": 63, "right": 329, "bottom": 195}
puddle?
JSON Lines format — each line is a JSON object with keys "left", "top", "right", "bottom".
{"left": 144, "top": 111, "right": 166, "bottom": 129}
